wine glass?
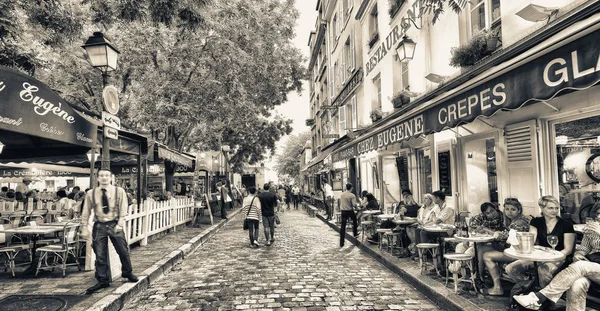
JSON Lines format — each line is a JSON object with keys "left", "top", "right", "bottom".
{"left": 547, "top": 235, "right": 559, "bottom": 251}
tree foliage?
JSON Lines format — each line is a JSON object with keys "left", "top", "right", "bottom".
{"left": 274, "top": 131, "right": 311, "bottom": 184}
{"left": 420, "top": 0, "right": 468, "bottom": 24}
{"left": 0, "top": 0, "right": 305, "bottom": 173}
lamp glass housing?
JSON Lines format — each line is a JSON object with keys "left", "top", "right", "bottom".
{"left": 396, "top": 36, "right": 416, "bottom": 62}
{"left": 86, "top": 150, "right": 100, "bottom": 162}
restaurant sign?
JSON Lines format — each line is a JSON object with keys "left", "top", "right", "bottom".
{"left": 332, "top": 28, "right": 600, "bottom": 163}
{"left": 0, "top": 66, "right": 97, "bottom": 147}
{"left": 157, "top": 146, "right": 193, "bottom": 168}
{"left": 0, "top": 168, "right": 84, "bottom": 177}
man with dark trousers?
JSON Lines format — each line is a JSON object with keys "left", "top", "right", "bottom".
{"left": 339, "top": 183, "right": 359, "bottom": 247}
{"left": 81, "top": 169, "right": 138, "bottom": 294}
{"left": 257, "top": 183, "right": 278, "bottom": 246}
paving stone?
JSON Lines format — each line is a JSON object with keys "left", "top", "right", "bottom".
{"left": 120, "top": 211, "right": 443, "bottom": 310}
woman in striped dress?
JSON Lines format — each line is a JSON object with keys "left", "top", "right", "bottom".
{"left": 243, "top": 187, "right": 262, "bottom": 248}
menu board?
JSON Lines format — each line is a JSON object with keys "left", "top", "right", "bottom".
{"left": 395, "top": 156, "right": 409, "bottom": 191}
{"left": 438, "top": 151, "right": 452, "bottom": 196}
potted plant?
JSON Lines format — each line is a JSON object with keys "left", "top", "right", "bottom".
{"left": 485, "top": 28, "right": 501, "bottom": 53}
{"left": 367, "top": 32, "right": 379, "bottom": 49}
{"left": 370, "top": 108, "right": 383, "bottom": 122}
{"left": 388, "top": 0, "right": 405, "bottom": 19}
{"left": 392, "top": 92, "right": 411, "bottom": 109}
{"left": 449, "top": 34, "right": 487, "bottom": 67}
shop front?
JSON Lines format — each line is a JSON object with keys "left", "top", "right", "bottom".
{"left": 331, "top": 15, "right": 600, "bottom": 217}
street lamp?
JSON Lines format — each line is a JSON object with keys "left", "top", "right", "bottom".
{"left": 395, "top": 35, "right": 416, "bottom": 62}
{"left": 82, "top": 32, "right": 120, "bottom": 170}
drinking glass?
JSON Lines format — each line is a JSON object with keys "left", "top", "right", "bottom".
{"left": 547, "top": 235, "right": 559, "bottom": 251}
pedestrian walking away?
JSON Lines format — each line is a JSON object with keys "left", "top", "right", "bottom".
{"left": 242, "top": 186, "right": 262, "bottom": 248}
{"left": 81, "top": 169, "right": 138, "bottom": 294}
{"left": 258, "top": 183, "right": 278, "bottom": 246}
{"left": 291, "top": 184, "right": 300, "bottom": 209}
{"left": 339, "top": 183, "right": 359, "bottom": 247}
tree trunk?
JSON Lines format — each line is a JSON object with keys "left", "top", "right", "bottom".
{"left": 164, "top": 160, "right": 177, "bottom": 192}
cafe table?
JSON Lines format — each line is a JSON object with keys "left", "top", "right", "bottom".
{"left": 362, "top": 210, "right": 382, "bottom": 221}
{"left": 422, "top": 224, "right": 456, "bottom": 276}
{"left": 452, "top": 234, "right": 495, "bottom": 281}
{"left": 0, "top": 225, "right": 64, "bottom": 276}
{"left": 504, "top": 246, "right": 566, "bottom": 288}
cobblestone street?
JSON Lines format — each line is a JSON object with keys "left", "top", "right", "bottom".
{"left": 123, "top": 209, "right": 442, "bottom": 311}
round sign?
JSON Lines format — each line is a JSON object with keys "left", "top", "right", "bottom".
{"left": 102, "top": 85, "right": 120, "bottom": 114}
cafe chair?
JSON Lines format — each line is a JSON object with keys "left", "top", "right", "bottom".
{"left": 376, "top": 228, "right": 392, "bottom": 250}
{"left": 416, "top": 243, "right": 440, "bottom": 275}
{"left": 0, "top": 224, "right": 32, "bottom": 277}
{"left": 360, "top": 221, "right": 376, "bottom": 241}
{"left": 443, "top": 252, "right": 477, "bottom": 294}
{"left": 35, "top": 222, "right": 81, "bottom": 277}
{"left": 384, "top": 231, "right": 404, "bottom": 256}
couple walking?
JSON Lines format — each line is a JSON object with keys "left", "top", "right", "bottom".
{"left": 243, "top": 183, "right": 279, "bottom": 247}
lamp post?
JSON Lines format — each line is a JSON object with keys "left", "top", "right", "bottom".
{"left": 82, "top": 32, "right": 120, "bottom": 170}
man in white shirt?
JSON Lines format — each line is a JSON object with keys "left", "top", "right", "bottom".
{"left": 322, "top": 182, "right": 334, "bottom": 220}
{"left": 291, "top": 185, "right": 300, "bottom": 210}
{"left": 81, "top": 169, "right": 138, "bottom": 294}
{"left": 15, "top": 177, "right": 32, "bottom": 201}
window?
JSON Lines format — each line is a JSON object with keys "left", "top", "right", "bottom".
{"left": 349, "top": 95, "right": 357, "bottom": 129}
{"left": 369, "top": 4, "right": 379, "bottom": 36}
{"left": 339, "top": 105, "right": 346, "bottom": 134}
{"left": 401, "top": 62, "right": 409, "bottom": 89}
{"left": 373, "top": 75, "right": 382, "bottom": 110}
{"left": 469, "top": 0, "right": 501, "bottom": 37}
{"left": 345, "top": 29, "right": 356, "bottom": 76}
{"left": 332, "top": 61, "right": 338, "bottom": 95}
{"left": 417, "top": 147, "right": 433, "bottom": 195}
{"left": 343, "top": 0, "right": 353, "bottom": 23}
{"left": 331, "top": 14, "right": 338, "bottom": 42}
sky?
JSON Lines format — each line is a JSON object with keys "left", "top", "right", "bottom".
{"left": 263, "top": 0, "right": 318, "bottom": 183}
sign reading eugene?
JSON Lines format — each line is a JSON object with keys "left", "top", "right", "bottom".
{"left": 0, "top": 66, "right": 96, "bottom": 147}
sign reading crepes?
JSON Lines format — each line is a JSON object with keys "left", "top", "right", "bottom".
{"left": 0, "top": 66, "right": 97, "bottom": 147}
{"left": 332, "top": 28, "right": 600, "bottom": 163}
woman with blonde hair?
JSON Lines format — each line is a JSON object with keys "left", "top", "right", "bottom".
{"left": 405, "top": 193, "right": 438, "bottom": 257}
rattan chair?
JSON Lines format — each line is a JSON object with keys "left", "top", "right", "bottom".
{"left": 35, "top": 222, "right": 81, "bottom": 277}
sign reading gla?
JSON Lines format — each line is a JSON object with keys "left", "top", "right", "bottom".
{"left": 543, "top": 50, "right": 600, "bottom": 87}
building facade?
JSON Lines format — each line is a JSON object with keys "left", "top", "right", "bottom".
{"left": 303, "top": 0, "right": 600, "bottom": 220}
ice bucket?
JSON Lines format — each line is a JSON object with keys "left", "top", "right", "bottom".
{"left": 515, "top": 232, "right": 535, "bottom": 254}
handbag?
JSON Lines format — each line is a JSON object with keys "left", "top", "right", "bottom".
{"left": 243, "top": 197, "right": 256, "bottom": 230}
{"left": 275, "top": 215, "right": 281, "bottom": 225}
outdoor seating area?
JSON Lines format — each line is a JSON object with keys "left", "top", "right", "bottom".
{"left": 307, "top": 199, "right": 600, "bottom": 310}
{"left": 0, "top": 196, "right": 196, "bottom": 278}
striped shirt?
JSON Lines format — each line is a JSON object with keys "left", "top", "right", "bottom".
{"left": 578, "top": 231, "right": 600, "bottom": 255}
{"left": 243, "top": 195, "right": 262, "bottom": 220}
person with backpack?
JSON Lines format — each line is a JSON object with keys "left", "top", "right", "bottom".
{"left": 80, "top": 169, "right": 138, "bottom": 294}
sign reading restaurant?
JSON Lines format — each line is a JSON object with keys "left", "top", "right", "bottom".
{"left": 332, "top": 28, "right": 600, "bottom": 163}
{"left": 0, "top": 66, "right": 97, "bottom": 148}
{"left": 365, "top": 0, "right": 422, "bottom": 76}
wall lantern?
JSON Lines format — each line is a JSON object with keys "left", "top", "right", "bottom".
{"left": 395, "top": 36, "right": 416, "bottom": 62}
{"left": 81, "top": 32, "right": 120, "bottom": 71}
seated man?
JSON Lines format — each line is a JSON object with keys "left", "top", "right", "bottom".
{"left": 514, "top": 210, "right": 600, "bottom": 310}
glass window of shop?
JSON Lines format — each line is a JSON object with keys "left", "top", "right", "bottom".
{"left": 382, "top": 156, "right": 402, "bottom": 209}
{"left": 554, "top": 115, "right": 600, "bottom": 223}
{"left": 416, "top": 147, "right": 433, "bottom": 196}
{"left": 462, "top": 137, "right": 498, "bottom": 214}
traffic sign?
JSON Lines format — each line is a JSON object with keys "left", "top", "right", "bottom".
{"left": 104, "top": 126, "right": 119, "bottom": 140}
{"left": 102, "top": 111, "right": 121, "bottom": 129}
{"left": 102, "top": 85, "right": 120, "bottom": 114}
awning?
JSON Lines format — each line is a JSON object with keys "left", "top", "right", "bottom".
{"left": 332, "top": 17, "right": 600, "bottom": 163}
{"left": 0, "top": 66, "right": 97, "bottom": 148}
{"left": 156, "top": 144, "right": 194, "bottom": 168}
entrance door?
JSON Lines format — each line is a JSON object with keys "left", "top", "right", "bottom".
{"left": 461, "top": 135, "right": 499, "bottom": 215}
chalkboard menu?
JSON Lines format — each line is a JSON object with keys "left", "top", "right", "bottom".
{"left": 395, "top": 156, "right": 409, "bottom": 191}
{"left": 438, "top": 151, "right": 452, "bottom": 196}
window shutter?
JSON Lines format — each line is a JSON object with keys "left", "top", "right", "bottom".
{"left": 350, "top": 28, "right": 355, "bottom": 71}
{"left": 505, "top": 119, "right": 541, "bottom": 216}
{"left": 339, "top": 106, "right": 346, "bottom": 134}
{"left": 341, "top": 46, "right": 347, "bottom": 82}
{"left": 351, "top": 95, "right": 357, "bottom": 128}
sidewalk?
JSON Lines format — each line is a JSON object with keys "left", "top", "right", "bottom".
{"left": 307, "top": 206, "right": 508, "bottom": 311}
{"left": 0, "top": 206, "right": 243, "bottom": 311}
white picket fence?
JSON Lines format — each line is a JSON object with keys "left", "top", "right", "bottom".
{"left": 124, "top": 197, "right": 195, "bottom": 246}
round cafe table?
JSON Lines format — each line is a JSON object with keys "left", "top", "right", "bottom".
{"left": 393, "top": 218, "right": 417, "bottom": 226}
{"left": 504, "top": 246, "right": 566, "bottom": 288}
{"left": 422, "top": 225, "right": 456, "bottom": 276}
{"left": 452, "top": 235, "right": 495, "bottom": 281}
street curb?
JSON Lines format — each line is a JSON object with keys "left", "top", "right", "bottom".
{"left": 87, "top": 207, "right": 244, "bottom": 311}
{"left": 313, "top": 211, "right": 482, "bottom": 311}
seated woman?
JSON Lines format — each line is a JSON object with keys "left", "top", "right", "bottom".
{"left": 405, "top": 193, "right": 438, "bottom": 257}
{"left": 513, "top": 210, "right": 600, "bottom": 310}
{"left": 357, "top": 192, "right": 378, "bottom": 225}
{"left": 396, "top": 189, "right": 420, "bottom": 218}
{"left": 505, "top": 195, "right": 576, "bottom": 288}
{"left": 481, "top": 198, "right": 531, "bottom": 295}
{"left": 467, "top": 202, "right": 506, "bottom": 281}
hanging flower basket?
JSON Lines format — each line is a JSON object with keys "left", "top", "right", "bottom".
{"left": 370, "top": 108, "right": 383, "bottom": 122}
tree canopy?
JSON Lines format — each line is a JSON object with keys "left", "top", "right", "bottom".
{"left": 0, "top": 0, "right": 306, "bottom": 172}
{"left": 274, "top": 131, "right": 311, "bottom": 184}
